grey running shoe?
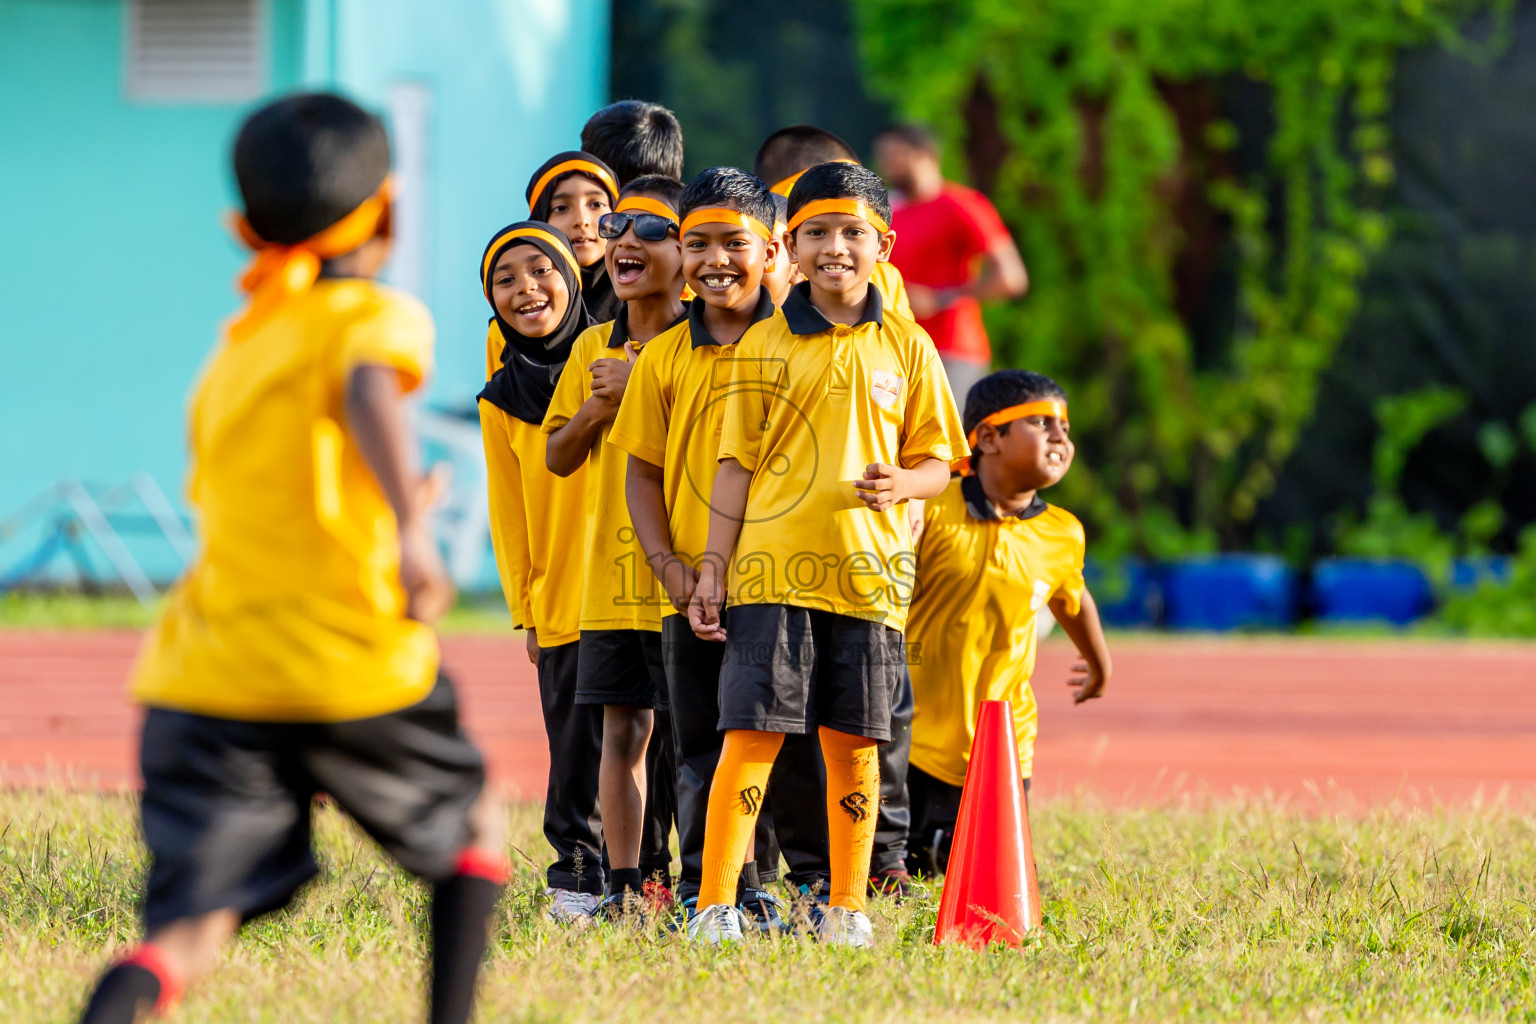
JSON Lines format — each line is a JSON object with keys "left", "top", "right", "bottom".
{"left": 544, "top": 887, "right": 599, "bottom": 925}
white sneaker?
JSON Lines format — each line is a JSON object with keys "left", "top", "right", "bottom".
{"left": 544, "top": 887, "right": 599, "bottom": 925}
{"left": 685, "top": 902, "right": 746, "bottom": 944}
{"left": 815, "top": 906, "right": 874, "bottom": 947}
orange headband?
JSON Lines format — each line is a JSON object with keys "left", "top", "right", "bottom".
{"left": 228, "top": 176, "right": 393, "bottom": 340}
{"left": 966, "top": 400, "right": 1069, "bottom": 449}
{"left": 787, "top": 198, "right": 891, "bottom": 234}
{"left": 680, "top": 208, "right": 773, "bottom": 241}
{"left": 527, "top": 159, "right": 619, "bottom": 213}
{"left": 480, "top": 226, "right": 583, "bottom": 297}
{"left": 615, "top": 195, "right": 679, "bottom": 224}
{"left": 770, "top": 158, "right": 859, "bottom": 197}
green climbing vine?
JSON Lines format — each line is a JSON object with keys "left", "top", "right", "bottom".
{"left": 852, "top": 0, "right": 1509, "bottom": 557}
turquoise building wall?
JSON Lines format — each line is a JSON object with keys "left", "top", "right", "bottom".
{"left": 0, "top": 0, "right": 608, "bottom": 584}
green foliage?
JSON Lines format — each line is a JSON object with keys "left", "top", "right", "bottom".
{"left": 851, "top": 0, "right": 1509, "bottom": 556}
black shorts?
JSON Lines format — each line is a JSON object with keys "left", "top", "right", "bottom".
{"left": 575, "top": 629, "right": 668, "bottom": 710}
{"left": 139, "top": 673, "right": 485, "bottom": 930}
{"left": 717, "top": 604, "right": 905, "bottom": 740}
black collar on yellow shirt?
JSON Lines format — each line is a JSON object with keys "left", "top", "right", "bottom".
{"left": 687, "top": 288, "right": 775, "bottom": 349}
{"left": 781, "top": 279, "right": 884, "bottom": 336}
{"left": 962, "top": 474, "right": 1047, "bottom": 521}
{"left": 606, "top": 304, "right": 688, "bottom": 349}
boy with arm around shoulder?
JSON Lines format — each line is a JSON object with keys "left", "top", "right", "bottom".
{"left": 686, "top": 162, "right": 967, "bottom": 946}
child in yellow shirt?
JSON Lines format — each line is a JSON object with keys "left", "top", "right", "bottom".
{"left": 78, "top": 93, "right": 503, "bottom": 1024}
{"left": 526, "top": 151, "right": 621, "bottom": 321}
{"left": 688, "top": 162, "right": 967, "bottom": 945}
{"left": 905, "top": 369, "right": 1112, "bottom": 875}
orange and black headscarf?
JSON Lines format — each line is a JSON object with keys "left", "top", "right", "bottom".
{"left": 476, "top": 221, "right": 593, "bottom": 425}
{"left": 526, "top": 151, "right": 622, "bottom": 322}
{"left": 226, "top": 175, "right": 392, "bottom": 339}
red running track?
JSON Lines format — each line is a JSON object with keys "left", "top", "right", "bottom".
{"left": 2, "top": 631, "right": 1533, "bottom": 809}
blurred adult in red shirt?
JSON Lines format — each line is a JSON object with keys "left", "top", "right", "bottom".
{"left": 875, "top": 125, "right": 1028, "bottom": 405}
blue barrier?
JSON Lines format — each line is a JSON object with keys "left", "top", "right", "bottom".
{"left": 1161, "top": 555, "right": 1297, "bottom": 631}
{"left": 1084, "top": 559, "right": 1161, "bottom": 628}
{"left": 1310, "top": 559, "right": 1434, "bottom": 625}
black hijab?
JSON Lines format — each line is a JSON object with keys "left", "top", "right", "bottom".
{"left": 526, "top": 151, "right": 622, "bottom": 324}
{"left": 476, "top": 221, "right": 593, "bottom": 425}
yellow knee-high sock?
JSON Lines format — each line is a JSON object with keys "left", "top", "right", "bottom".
{"left": 697, "top": 729, "right": 784, "bottom": 908}
{"left": 820, "top": 726, "right": 881, "bottom": 912}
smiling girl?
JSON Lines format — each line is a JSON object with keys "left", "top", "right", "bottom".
{"left": 526, "top": 151, "right": 621, "bottom": 322}
{"left": 475, "top": 222, "right": 607, "bottom": 923}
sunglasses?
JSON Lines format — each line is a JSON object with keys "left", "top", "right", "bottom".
{"left": 598, "top": 211, "right": 679, "bottom": 242}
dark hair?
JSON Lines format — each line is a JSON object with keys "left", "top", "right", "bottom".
{"left": 786, "top": 162, "right": 892, "bottom": 227}
{"left": 754, "top": 125, "right": 858, "bottom": 188}
{"left": 768, "top": 191, "right": 789, "bottom": 228}
{"left": 581, "top": 100, "right": 685, "bottom": 184}
{"left": 876, "top": 123, "right": 940, "bottom": 156}
{"left": 963, "top": 370, "right": 1068, "bottom": 439}
{"left": 621, "top": 173, "right": 685, "bottom": 210}
{"left": 233, "top": 92, "right": 390, "bottom": 245}
{"left": 678, "top": 167, "right": 776, "bottom": 229}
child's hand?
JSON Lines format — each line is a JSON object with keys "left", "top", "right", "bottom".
{"left": 688, "top": 561, "right": 728, "bottom": 642}
{"left": 907, "top": 497, "right": 927, "bottom": 546}
{"left": 590, "top": 342, "right": 638, "bottom": 404}
{"left": 1068, "top": 659, "right": 1108, "bottom": 704}
{"left": 656, "top": 555, "right": 700, "bottom": 614}
{"left": 525, "top": 629, "right": 540, "bottom": 665}
{"left": 855, "top": 463, "right": 910, "bottom": 512}
{"left": 399, "top": 519, "right": 455, "bottom": 624}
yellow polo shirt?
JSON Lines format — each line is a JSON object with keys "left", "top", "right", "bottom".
{"left": 542, "top": 310, "right": 669, "bottom": 631}
{"left": 130, "top": 280, "right": 439, "bottom": 722}
{"left": 480, "top": 322, "right": 587, "bottom": 645}
{"left": 907, "top": 476, "right": 1086, "bottom": 784}
{"left": 608, "top": 291, "right": 777, "bottom": 617}
{"left": 872, "top": 262, "right": 913, "bottom": 320}
{"left": 718, "top": 281, "right": 965, "bottom": 629}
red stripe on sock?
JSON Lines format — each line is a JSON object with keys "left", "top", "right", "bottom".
{"left": 454, "top": 848, "right": 510, "bottom": 885}
{"left": 122, "top": 943, "right": 184, "bottom": 1011}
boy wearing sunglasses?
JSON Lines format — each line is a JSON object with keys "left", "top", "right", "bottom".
{"left": 610, "top": 166, "right": 794, "bottom": 933}
{"left": 905, "top": 370, "right": 1111, "bottom": 875}
{"left": 543, "top": 175, "right": 687, "bottom": 919}
{"left": 686, "top": 162, "right": 967, "bottom": 946}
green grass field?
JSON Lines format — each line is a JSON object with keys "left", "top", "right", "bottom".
{"left": 4, "top": 788, "right": 1531, "bottom": 1023}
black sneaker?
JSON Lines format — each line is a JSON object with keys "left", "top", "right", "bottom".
{"left": 594, "top": 890, "right": 645, "bottom": 923}
{"left": 738, "top": 887, "right": 789, "bottom": 935}
{"left": 665, "top": 894, "right": 699, "bottom": 933}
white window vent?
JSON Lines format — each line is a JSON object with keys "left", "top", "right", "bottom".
{"left": 126, "top": 0, "right": 265, "bottom": 103}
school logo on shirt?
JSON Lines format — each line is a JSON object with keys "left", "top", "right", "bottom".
{"left": 1030, "top": 579, "right": 1051, "bottom": 612}
{"left": 870, "top": 369, "right": 904, "bottom": 410}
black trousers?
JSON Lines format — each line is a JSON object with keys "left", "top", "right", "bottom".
{"left": 662, "top": 617, "right": 795, "bottom": 898}
{"left": 872, "top": 669, "right": 913, "bottom": 874}
{"left": 536, "top": 641, "right": 604, "bottom": 893}
{"left": 906, "top": 763, "right": 1031, "bottom": 876}
{"left": 537, "top": 639, "right": 678, "bottom": 892}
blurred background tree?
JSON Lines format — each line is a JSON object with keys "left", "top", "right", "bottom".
{"left": 612, "top": 0, "right": 1536, "bottom": 565}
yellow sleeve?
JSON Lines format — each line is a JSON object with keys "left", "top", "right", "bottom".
{"left": 484, "top": 322, "right": 501, "bottom": 383}
{"left": 478, "top": 404, "right": 532, "bottom": 627}
{"left": 898, "top": 331, "right": 967, "bottom": 469}
{"left": 1051, "top": 512, "right": 1088, "bottom": 617}
{"left": 541, "top": 329, "right": 598, "bottom": 434}
{"left": 334, "top": 290, "right": 435, "bottom": 393}
{"left": 609, "top": 337, "right": 670, "bottom": 467}
{"left": 876, "top": 262, "right": 914, "bottom": 320}
{"left": 716, "top": 329, "right": 771, "bottom": 471}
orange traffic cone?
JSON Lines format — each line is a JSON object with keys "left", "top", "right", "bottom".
{"left": 933, "top": 699, "right": 1041, "bottom": 948}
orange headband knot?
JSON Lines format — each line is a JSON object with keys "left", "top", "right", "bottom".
{"left": 227, "top": 176, "right": 393, "bottom": 340}
{"left": 786, "top": 198, "right": 891, "bottom": 235}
